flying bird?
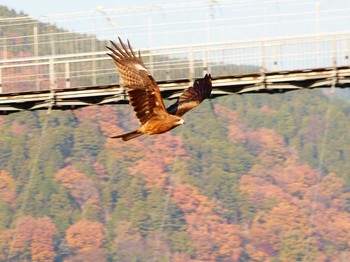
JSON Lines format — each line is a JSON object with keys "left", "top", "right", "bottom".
{"left": 107, "top": 38, "right": 212, "bottom": 141}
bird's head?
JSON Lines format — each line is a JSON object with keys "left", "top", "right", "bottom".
{"left": 176, "top": 118, "right": 185, "bottom": 126}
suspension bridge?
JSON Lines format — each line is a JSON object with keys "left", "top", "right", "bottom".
{"left": 1, "top": 32, "right": 350, "bottom": 115}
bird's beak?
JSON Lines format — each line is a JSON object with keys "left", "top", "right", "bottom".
{"left": 178, "top": 119, "right": 185, "bottom": 125}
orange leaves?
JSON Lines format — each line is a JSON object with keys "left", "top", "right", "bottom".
{"left": 93, "top": 161, "right": 109, "bottom": 181}
{"left": 65, "top": 219, "right": 105, "bottom": 251}
{"left": 228, "top": 124, "right": 247, "bottom": 143}
{"left": 0, "top": 170, "right": 15, "bottom": 190}
{"left": 55, "top": 166, "right": 86, "bottom": 189}
{"left": 10, "top": 121, "right": 27, "bottom": 136}
{"left": 314, "top": 209, "right": 350, "bottom": 248}
{"left": 245, "top": 203, "right": 311, "bottom": 260}
{"left": 271, "top": 163, "right": 318, "bottom": 197}
{"left": 214, "top": 105, "right": 242, "bottom": 125}
{"left": 240, "top": 174, "right": 291, "bottom": 209}
{"left": 128, "top": 133, "right": 188, "bottom": 189}
{"left": 0, "top": 170, "right": 16, "bottom": 206}
{"left": 249, "top": 128, "right": 289, "bottom": 166}
{"left": 75, "top": 105, "right": 117, "bottom": 123}
{"left": 55, "top": 166, "right": 101, "bottom": 214}
{"left": 99, "top": 121, "right": 122, "bottom": 138}
{"left": 1, "top": 216, "right": 57, "bottom": 262}
{"left": 64, "top": 220, "right": 106, "bottom": 262}
{"left": 171, "top": 184, "right": 240, "bottom": 261}
{"left": 30, "top": 217, "right": 57, "bottom": 262}
{"left": 215, "top": 105, "right": 248, "bottom": 144}
{"left": 143, "top": 133, "right": 188, "bottom": 164}
{"left": 171, "top": 253, "right": 192, "bottom": 262}
{"left": 217, "top": 104, "right": 290, "bottom": 167}
{"left": 260, "top": 104, "right": 275, "bottom": 114}
{"left": 129, "top": 159, "right": 167, "bottom": 189}
{"left": 318, "top": 172, "right": 347, "bottom": 200}
{"left": 96, "top": 106, "right": 123, "bottom": 137}
{"left": 171, "top": 184, "right": 215, "bottom": 214}
{"left": 7, "top": 216, "right": 35, "bottom": 255}
{"left": 267, "top": 203, "right": 309, "bottom": 233}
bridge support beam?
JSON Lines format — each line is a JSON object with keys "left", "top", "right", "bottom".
{"left": 65, "top": 62, "right": 71, "bottom": 88}
{"left": 49, "top": 58, "right": 56, "bottom": 89}
{"left": 0, "top": 67, "right": 2, "bottom": 94}
{"left": 2, "top": 66, "right": 350, "bottom": 115}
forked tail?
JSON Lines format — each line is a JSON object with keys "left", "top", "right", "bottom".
{"left": 110, "top": 130, "right": 143, "bottom": 141}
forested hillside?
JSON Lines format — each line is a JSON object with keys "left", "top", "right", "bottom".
{"left": 1, "top": 5, "right": 350, "bottom": 262}
{"left": 1, "top": 90, "right": 350, "bottom": 261}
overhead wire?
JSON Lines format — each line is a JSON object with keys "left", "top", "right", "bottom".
{"left": 305, "top": 90, "right": 334, "bottom": 254}
{"left": 6, "top": 110, "right": 52, "bottom": 261}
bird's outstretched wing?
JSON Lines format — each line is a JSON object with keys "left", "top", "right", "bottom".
{"left": 166, "top": 74, "right": 212, "bottom": 116}
{"left": 107, "top": 37, "right": 167, "bottom": 125}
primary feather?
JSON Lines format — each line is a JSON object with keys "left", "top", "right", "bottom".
{"left": 167, "top": 74, "right": 212, "bottom": 116}
{"left": 107, "top": 38, "right": 167, "bottom": 125}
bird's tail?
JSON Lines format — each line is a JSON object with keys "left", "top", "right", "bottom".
{"left": 110, "top": 130, "right": 143, "bottom": 141}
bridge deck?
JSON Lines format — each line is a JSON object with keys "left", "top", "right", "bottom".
{"left": 1, "top": 66, "right": 349, "bottom": 115}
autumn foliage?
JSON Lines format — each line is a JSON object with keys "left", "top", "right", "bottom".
{"left": 0, "top": 216, "right": 57, "bottom": 261}
{"left": 65, "top": 220, "right": 105, "bottom": 251}
{"left": 171, "top": 184, "right": 241, "bottom": 261}
{"left": 1, "top": 98, "right": 350, "bottom": 261}
{"left": 0, "top": 170, "right": 16, "bottom": 207}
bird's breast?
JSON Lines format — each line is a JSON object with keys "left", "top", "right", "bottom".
{"left": 140, "top": 115, "right": 183, "bottom": 135}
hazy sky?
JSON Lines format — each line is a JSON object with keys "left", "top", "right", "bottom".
{"left": 0, "top": 0, "right": 350, "bottom": 48}
{"left": 0, "top": 0, "right": 179, "bottom": 16}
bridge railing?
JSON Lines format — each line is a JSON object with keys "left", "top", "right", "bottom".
{"left": 1, "top": 32, "right": 350, "bottom": 94}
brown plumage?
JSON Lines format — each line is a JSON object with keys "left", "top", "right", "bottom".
{"left": 107, "top": 37, "right": 212, "bottom": 141}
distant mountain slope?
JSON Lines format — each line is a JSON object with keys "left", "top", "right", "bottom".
{"left": 1, "top": 87, "right": 350, "bottom": 261}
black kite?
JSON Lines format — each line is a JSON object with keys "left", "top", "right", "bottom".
{"left": 107, "top": 38, "right": 212, "bottom": 141}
